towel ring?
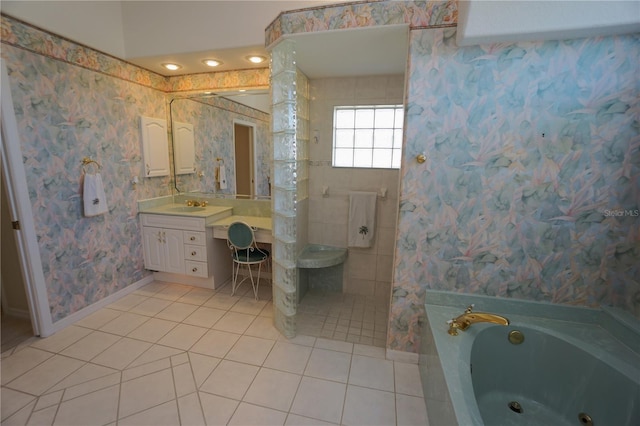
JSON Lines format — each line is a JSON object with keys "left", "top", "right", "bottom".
{"left": 81, "top": 157, "right": 102, "bottom": 173}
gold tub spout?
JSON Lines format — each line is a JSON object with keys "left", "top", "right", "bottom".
{"left": 447, "top": 304, "right": 509, "bottom": 336}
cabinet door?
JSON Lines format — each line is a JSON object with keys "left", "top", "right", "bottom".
{"left": 164, "top": 228, "right": 186, "bottom": 274}
{"left": 173, "top": 121, "right": 196, "bottom": 175}
{"left": 142, "top": 226, "right": 165, "bottom": 271}
{"left": 140, "top": 116, "right": 170, "bottom": 177}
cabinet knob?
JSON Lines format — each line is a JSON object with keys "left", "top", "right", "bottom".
{"left": 192, "top": 267, "right": 198, "bottom": 272}
{"left": 191, "top": 251, "right": 197, "bottom": 256}
{"left": 190, "top": 236, "right": 196, "bottom": 241}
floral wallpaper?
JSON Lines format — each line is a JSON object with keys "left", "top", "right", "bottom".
{"left": 2, "top": 44, "right": 168, "bottom": 321}
{"left": 265, "top": 0, "right": 457, "bottom": 47}
{"left": 389, "top": 28, "right": 640, "bottom": 353}
{"left": 0, "top": 14, "right": 271, "bottom": 322}
{"left": 171, "top": 96, "right": 270, "bottom": 197}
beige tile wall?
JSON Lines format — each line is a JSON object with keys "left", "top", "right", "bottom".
{"left": 307, "top": 75, "right": 405, "bottom": 304}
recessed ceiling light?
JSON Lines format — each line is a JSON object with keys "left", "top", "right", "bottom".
{"left": 246, "top": 55, "right": 267, "bottom": 64}
{"left": 162, "top": 63, "right": 181, "bottom": 71}
{"left": 202, "top": 59, "right": 223, "bottom": 67}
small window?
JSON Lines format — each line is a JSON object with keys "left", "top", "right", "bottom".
{"left": 332, "top": 105, "right": 403, "bottom": 169}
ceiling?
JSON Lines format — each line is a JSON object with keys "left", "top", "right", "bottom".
{"left": 0, "top": 1, "right": 407, "bottom": 79}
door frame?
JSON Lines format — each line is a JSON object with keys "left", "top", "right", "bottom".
{"left": 1, "top": 59, "right": 53, "bottom": 337}
{"left": 232, "top": 119, "right": 257, "bottom": 199}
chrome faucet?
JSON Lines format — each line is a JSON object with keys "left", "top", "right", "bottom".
{"left": 447, "top": 304, "right": 509, "bottom": 336}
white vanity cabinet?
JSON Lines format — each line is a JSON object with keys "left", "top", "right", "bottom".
{"left": 140, "top": 213, "right": 232, "bottom": 288}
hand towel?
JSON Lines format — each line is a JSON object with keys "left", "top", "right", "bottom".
{"left": 348, "top": 191, "right": 377, "bottom": 248}
{"left": 218, "top": 165, "right": 228, "bottom": 190}
{"left": 83, "top": 173, "right": 108, "bottom": 217}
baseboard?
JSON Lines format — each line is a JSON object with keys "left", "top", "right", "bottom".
{"left": 2, "top": 305, "right": 30, "bottom": 320}
{"left": 49, "top": 274, "right": 154, "bottom": 335}
{"left": 386, "top": 348, "right": 419, "bottom": 364}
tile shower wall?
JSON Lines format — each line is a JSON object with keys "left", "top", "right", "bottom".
{"left": 308, "top": 75, "right": 404, "bottom": 304}
{"left": 390, "top": 28, "right": 640, "bottom": 353}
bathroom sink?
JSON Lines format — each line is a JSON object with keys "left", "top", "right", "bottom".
{"left": 166, "top": 206, "right": 206, "bottom": 212}
{"left": 297, "top": 244, "right": 348, "bottom": 268}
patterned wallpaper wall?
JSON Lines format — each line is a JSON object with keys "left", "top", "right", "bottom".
{"left": 389, "top": 28, "right": 640, "bottom": 353}
{"left": 1, "top": 14, "right": 270, "bottom": 323}
{"left": 2, "top": 44, "right": 167, "bottom": 321}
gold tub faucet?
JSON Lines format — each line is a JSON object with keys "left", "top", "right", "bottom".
{"left": 447, "top": 304, "right": 509, "bottom": 336}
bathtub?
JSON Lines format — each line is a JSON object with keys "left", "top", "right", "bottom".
{"left": 419, "top": 291, "right": 640, "bottom": 426}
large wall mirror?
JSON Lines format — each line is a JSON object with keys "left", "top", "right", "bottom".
{"left": 169, "top": 90, "right": 271, "bottom": 198}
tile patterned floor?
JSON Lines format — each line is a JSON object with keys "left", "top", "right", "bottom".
{"left": 296, "top": 290, "right": 389, "bottom": 347}
{"left": 1, "top": 281, "right": 428, "bottom": 426}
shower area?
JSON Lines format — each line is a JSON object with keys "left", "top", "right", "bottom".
{"left": 270, "top": 27, "right": 408, "bottom": 347}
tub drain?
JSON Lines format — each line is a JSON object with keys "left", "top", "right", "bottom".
{"left": 578, "top": 413, "right": 594, "bottom": 426}
{"left": 508, "top": 401, "right": 523, "bottom": 414}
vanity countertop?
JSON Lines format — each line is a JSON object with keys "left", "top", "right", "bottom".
{"left": 139, "top": 203, "right": 233, "bottom": 219}
{"left": 208, "top": 215, "right": 272, "bottom": 231}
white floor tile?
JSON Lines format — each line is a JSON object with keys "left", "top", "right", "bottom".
{"left": 245, "top": 316, "right": 282, "bottom": 340}
{"left": 177, "top": 287, "right": 215, "bottom": 305}
{"left": 200, "top": 360, "right": 258, "bottom": 400}
{"left": 99, "top": 312, "right": 149, "bottom": 336}
{"left": 353, "top": 343, "right": 386, "bottom": 359}
{"left": 5, "top": 354, "right": 84, "bottom": 396}
{"left": 62, "top": 372, "right": 120, "bottom": 401}
{"left": 119, "top": 369, "right": 176, "bottom": 418}
{"left": 50, "top": 363, "right": 118, "bottom": 392}
{"left": 212, "top": 311, "right": 256, "bottom": 334}
{"left": 122, "top": 358, "right": 170, "bottom": 382}
{"left": 127, "top": 318, "right": 178, "bottom": 343}
{"left": 177, "top": 393, "right": 206, "bottom": 426}
{"left": 341, "top": 385, "right": 396, "bottom": 426}
{"left": 157, "top": 323, "right": 208, "bottom": 350}
{"left": 182, "top": 306, "right": 226, "bottom": 328}
{"left": 243, "top": 368, "right": 301, "bottom": 411}
{"left": 304, "top": 348, "right": 351, "bottom": 383}
{"left": 153, "top": 284, "right": 193, "bottom": 301}
{"left": 75, "top": 308, "right": 122, "bottom": 330}
{"left": 225, "top": 335, "right": 275, "bottom": 366}
{"left": 33, "top": 390, "right": 63, "bottom": 411}
{"left": 155, "top": 301, "right": 199, "bottom": 322}
{"left": 199, "top": 392, "right": 239, "bottom": 425}
{"left": 396, "top": 393, "right": 429, "bottom": 426}
{"left": 290, "top": 377, "right": 346, "bottom": 424}
{"left": 203, "top": 293, "right": 241, "bottom": 310}
{"left": 29, "top": 326, "right": 92, "bottom": 354}
{"left": 190, "top": 329, "right": 240, "bottom": 358}
{"left": 27, "top": 405, "right": 57, "bottom": 426}
{"left": 349, "top": 354, "right": 394, "bottom": 392}
{"left": 91, "top": 337, "right": 151, "bottom": 369}
{"left": 284, "top": 413, "right": 338, "bottom": 425}
{"left": 0, "top": 388, "right": 36, "bottom": 422}
{"left": 129, "top": 297, "right": 172, "bottom": 316}
{"left": 314, "top": 337, "right": 353, "bottom": 353}
{"left": 3, "top": 400, "right": 36, "bottom": 425}
{"left": 173, "top": 363, "right": 196, "bottom": 397}
{"left": 134, "top": 282, "right": 169, "bottom": 297}
{"left": 231, "top": 297, "right": 268, "bottom": 316}
{"left": 108, "top": 293, "right": 148, "bottom": 311}
{"left": 119, "top": 400, "right": 180, "bottom": 426}
{"left": 1, "top": 347, "right": 53, "bottom": 385}
{"left": 228, "top": 402, "right": 287, "bottom": 426}
{"left": 394, "top": 362, "right": 424, "bottom": 397}
{"left": 188, "top": 352, "right": 221, "bottom": 388}
{"left": 59, "top": 331, "right": 120, "bottom": 361}
{"left": 263, "top": 342, "right": 312, "bottom": 375}
{"left": 127, "top": 345, "right": 182, "bottom": 368}
{"left": 53, "top": 384, "right": 119, "bottom": 426}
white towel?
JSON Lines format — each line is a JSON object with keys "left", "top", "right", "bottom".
{"left": 348, "top": 191, "right": 377, "bottom": 248}
{"left": 218, "top": 165, "right": 228, "bottom": 190}
{"left": 83, "top": 173, "right": 108, "bottom": 217}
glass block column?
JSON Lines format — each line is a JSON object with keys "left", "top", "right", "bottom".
{"left": 271, "top": 39, "right": 298, "bottom": 337}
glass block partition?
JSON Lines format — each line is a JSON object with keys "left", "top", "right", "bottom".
{"left": 271, "top": 39, "right": 298, "bottom": 337}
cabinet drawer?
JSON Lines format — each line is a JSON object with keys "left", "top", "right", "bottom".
{"left": 183, "top": 231, "right": 206, "bottom": 246}
{"left": 184, "top": 244, "right": 207, "bottom": 262}
{"left": 185, "top": 260, "right": 208, "bottom": 278}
